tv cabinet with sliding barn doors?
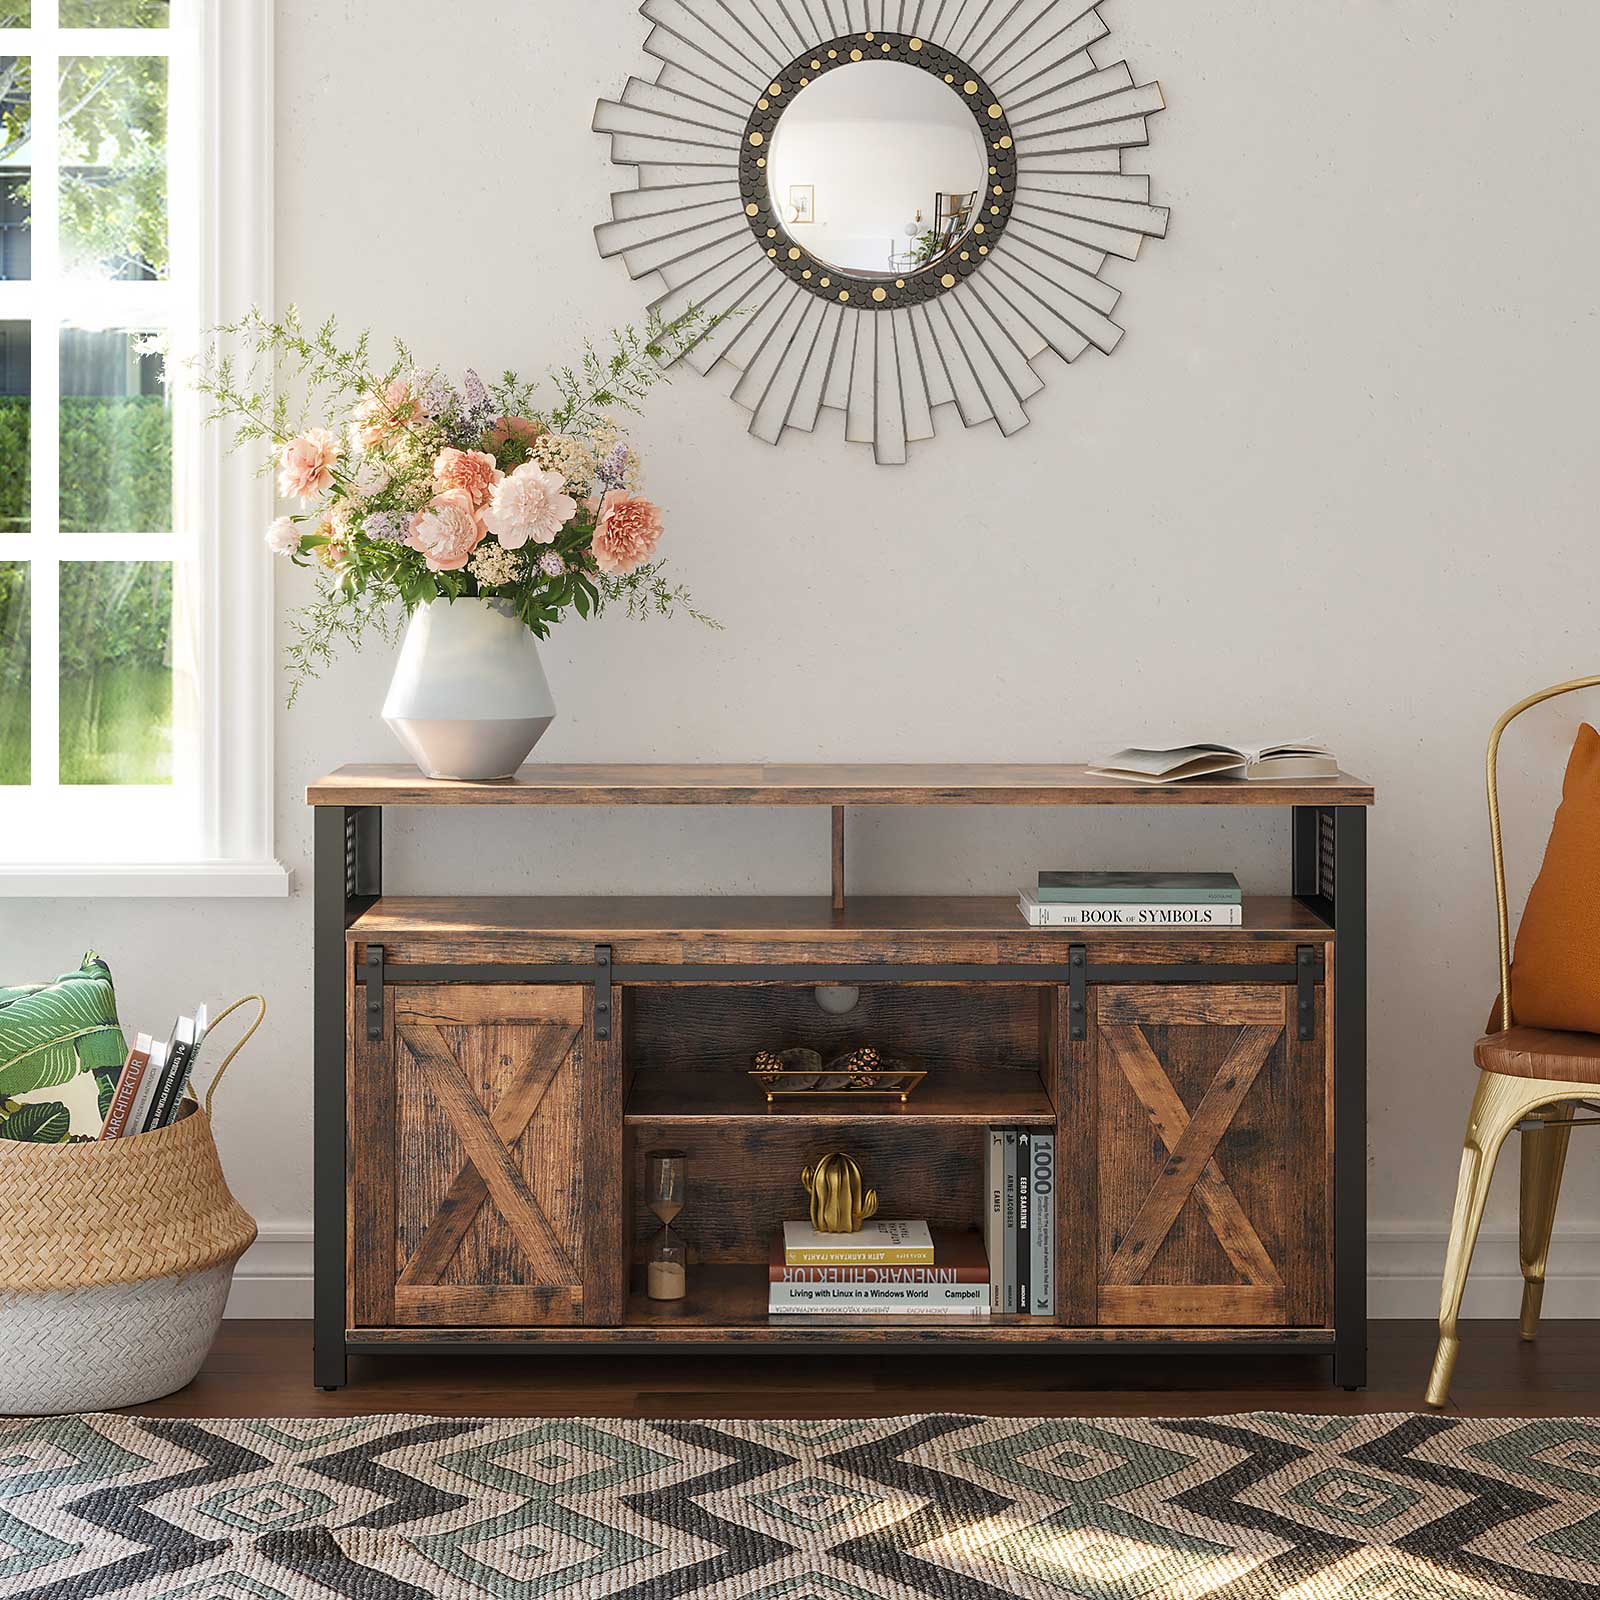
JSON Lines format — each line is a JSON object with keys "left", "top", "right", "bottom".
{"left": 308, "top": 765, "right": 1372, "bottom": 1389}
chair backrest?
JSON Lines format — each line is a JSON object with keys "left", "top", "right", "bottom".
{"left": 1486, "top": 676, "right": 1600, "bottom": 1031}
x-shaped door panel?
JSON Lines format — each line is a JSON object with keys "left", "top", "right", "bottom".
{"left": 397, "top": 1021, "right": 580, "bottom": 1292}
{"left": 1103, "top": 1022, "right": 1282, "bottom": 1288}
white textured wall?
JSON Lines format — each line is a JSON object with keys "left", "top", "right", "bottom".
{"left": 4, "top": 0, "right": 1599, "bottom": 1321}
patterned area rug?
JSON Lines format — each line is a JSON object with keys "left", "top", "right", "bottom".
{"left": 1, "top": 1412, "right": 1598, "bottom": 1598}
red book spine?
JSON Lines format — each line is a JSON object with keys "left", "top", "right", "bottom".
{"left": 100, "top": 1049, "right": 150, "bottom": 1140}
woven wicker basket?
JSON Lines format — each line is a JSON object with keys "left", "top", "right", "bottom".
{"left": 0, "top": 999, "right": 262, "bottom": 1415}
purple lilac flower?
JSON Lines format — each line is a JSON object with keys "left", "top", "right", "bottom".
{"left": 415, "top": 370, "right": 458, "bottom": 420}
{"left": 594, "top": 442, "right": 630, "bottom": 492}
{"left": 462, "top": 368, "right": 488, "bottom": 410}
{"left": 538, "top": 550, "right": 565, "bottom": 578}
{"left": 364, "top": 510, "right": 409, "bottom": 543}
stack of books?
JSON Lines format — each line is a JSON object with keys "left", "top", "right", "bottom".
{"left": 100, "top": 1004, "right": 210, "bottom": 1140}
{"left": 768, "top": 1221, "right": 990, "bottom": 1317}
{"left": 985, "top": 1129, "right": 1055, "bottom": 1314}
{"left": 1018, "top": 871, "right": 1243, "bottom": 928}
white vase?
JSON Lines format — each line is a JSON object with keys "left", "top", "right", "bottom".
{"left": 382, "top": 597, "right": 556, "bottom": 780}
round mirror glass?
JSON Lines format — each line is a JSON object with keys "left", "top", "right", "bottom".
{"left": 766, "top": 61, "right": 988, "bottom": 277}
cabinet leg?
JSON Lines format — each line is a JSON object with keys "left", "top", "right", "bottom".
{"left": 314, "top": 1342, "right": 347, "bottom": 1392}
{"left": 1334, "top": 1327, "right": 1367, "bottom": 1390}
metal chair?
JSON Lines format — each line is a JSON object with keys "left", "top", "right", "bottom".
{"left": 1426, "top": 675, "right": 1600, "bottom": 1409}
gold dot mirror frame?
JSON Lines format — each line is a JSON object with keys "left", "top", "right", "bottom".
{"left": 594, "top": 1, "right": 1170, "bottom": 464}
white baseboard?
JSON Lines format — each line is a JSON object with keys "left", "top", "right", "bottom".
{"left": 226, "top": 1224, "right": 1600, "bottom": 1322}
{"left": 226, "top": 1227, "right": 315, "bottom": 1319}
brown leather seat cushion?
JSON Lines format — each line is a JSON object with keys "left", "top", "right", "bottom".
{"left": 1476, "top": 1024, "right": 1600, "bottom": 1083}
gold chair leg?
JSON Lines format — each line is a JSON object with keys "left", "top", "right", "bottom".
{"left": 1519, "top": 1102, "right": 1573, "bottom": 1340}
{"left": 1426, "top": 1069, "right": 1579, "bottom": 1409}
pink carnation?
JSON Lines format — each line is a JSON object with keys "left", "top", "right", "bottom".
{"left": 591, "top": 490, "right": 663, "bottom": 576}
{"left": 277, "top": 429, "right": 340, "bottom": 501}
{"left": 407, "top": 488, "right": 485, "bottom": 572}
{"left": 432, "top": 447, "right": 502, "bottom": 508}
{"left": 354, "top": 379, "right": 418, "bottom": 450}
{"left": 482, "top": 462, "right": 577, "bottom": 550}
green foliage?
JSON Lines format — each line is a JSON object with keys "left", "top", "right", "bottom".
{"left": 59, "top": 397, "right": 173, "bottom": 532}
{"left": 0, "top": 560, "right": 25, "bottom": 692}
{"left": 0, "top": 396, "right": 172, "bottom": 534}
{"left": 0, "top": 952, "right": 128, "bottom": 1102}
{"left": 58, "top": 560, "right": 170, "bottom": 677}
{"left": 0, "top": 397, "right": 28, "bottom": 534}
{"left": 59, "top": 0, "right": 167, "bottom": 22}
{"left": 0, "top": 53, "right": 29, "bottom": 170}
{"left": 0, "top": 1100, "right": 72, "bottom": 1143}
{"left": 60, "top": 52, "right": 169, "bottom": 279}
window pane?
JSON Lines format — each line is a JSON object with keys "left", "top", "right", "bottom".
{"left": 0, "top": 562, "right": 26, "bottom": 785}
{"left": 59, "top": 55, "right": 166, "bottom": 281}
{"left": 60, "top": 0, "right": 167, "bottom": 23}
{"left": 0, "top": 6, "right": 29, "bottom": 27}
{"left": 61, "top": 326, "right": 170, "bottom": 532}
{"left": 59, "top": 559, "right": 170, "bottom": 785}
{"left": 0, "top": 320, "right": 27, "bottom": 532}
{"left": 0, "top": 55, "right": 28, "bottom": 280}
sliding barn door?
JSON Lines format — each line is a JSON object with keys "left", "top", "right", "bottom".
{"left": 1064, "top": 983, "right": 1330, "bottom": 1328}
{"left": 349, "top": 983, "right": 623, "bottom": 1328}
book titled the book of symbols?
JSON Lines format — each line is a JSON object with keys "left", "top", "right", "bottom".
{"left": 782, "top": 1219, "right": 934, "bottom": 1266}
{"left": 1018, "top": 889, "right": 1243, "bottom": 927}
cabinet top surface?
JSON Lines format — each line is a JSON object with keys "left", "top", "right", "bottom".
{"left": 308, "top": 763, "right": 1375, "bottom": 808}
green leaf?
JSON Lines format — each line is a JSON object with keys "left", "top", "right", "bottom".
{"left": 0, "top": 960, "right": 127, "bottom": 1098}
{"left": 0, "top": 1100, "right": 73, "bottom": 1144}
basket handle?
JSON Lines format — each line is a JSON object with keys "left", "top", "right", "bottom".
{"left": 201, "top": 994, "right": 267, "bottom": 1121}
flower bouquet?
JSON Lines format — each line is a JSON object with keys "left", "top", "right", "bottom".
{"left": 197, "top": 308, "right": 717, "bottom": 777}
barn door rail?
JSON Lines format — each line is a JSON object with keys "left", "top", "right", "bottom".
{"left": 357, "top": 946, "right": 1325, "bottom": 1042}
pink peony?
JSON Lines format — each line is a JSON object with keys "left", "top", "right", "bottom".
{"left": 432, "top": 447, "right": 502, "bottom": 508}
{"left": 354, "top": 379, "right": 418, "bottom": 450}
{"left": 407, "top": 488, "right": 485, "bottom": 572}
{"left": 591, "top": 490, "right": 663, "bottom": 576}
{"left": 482, "top": 462, "right": 577, "bottom": 550}
{"left": 277, "top": 429, "right": 340, "bottom": 500}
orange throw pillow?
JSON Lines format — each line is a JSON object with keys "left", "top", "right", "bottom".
{"left": 1511, "top": 722, "right": 1600, "bottom": 1033}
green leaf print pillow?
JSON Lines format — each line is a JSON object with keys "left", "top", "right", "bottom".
{"left": 0, "top": 952, "right": 129, "bottom": 1143}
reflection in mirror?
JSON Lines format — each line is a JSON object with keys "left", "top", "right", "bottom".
{"left": 767, "top": 61, "right": 986, "bottom": 277}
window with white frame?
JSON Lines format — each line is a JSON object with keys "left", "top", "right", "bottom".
{"left": 0, "top": 0, "right": 281, "bottom": 894}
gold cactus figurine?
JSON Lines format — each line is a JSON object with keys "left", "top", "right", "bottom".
{"left": 801, "top": 1151, "right": 879, "bottom": 1233}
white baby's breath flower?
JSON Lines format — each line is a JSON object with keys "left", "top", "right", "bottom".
{"left": 469, "top": 540, "right": 522, "bottom": 588}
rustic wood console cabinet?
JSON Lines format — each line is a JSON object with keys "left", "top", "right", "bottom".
{"left": 309, "top": 764, "right": 1372, "bottom": 1390}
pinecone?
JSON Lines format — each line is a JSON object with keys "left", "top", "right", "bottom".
{"left": 753, "top": 1050, "right": 785, "bottom": 1085}
{"left": 839, "top": 1045, "right": 881, "bottom": 1087}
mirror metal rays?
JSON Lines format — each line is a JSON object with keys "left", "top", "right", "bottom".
{"left": 594, "top": 2, "right": 1169, "bottom": 464}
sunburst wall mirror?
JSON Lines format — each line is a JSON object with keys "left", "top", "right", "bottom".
{"left": 594, "top": 1, "right": 1169, "bottom": 463}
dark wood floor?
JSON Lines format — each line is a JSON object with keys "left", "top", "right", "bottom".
{"left": 128, "top": 1320, "right": 1600, "bottom": 1419}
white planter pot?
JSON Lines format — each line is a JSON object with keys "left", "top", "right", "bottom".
{"left": 382, "top": 597, "right": 556, "bottom": 780}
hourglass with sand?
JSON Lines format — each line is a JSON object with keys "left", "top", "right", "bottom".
{"left": 645, "top": 1149, "right": 688, "bottom": 1301}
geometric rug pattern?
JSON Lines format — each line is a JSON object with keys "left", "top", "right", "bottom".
{"left": 2, "top": 1412, "right": 1600, "bottom": 1598}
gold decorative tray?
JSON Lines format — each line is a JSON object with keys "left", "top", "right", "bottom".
{"left": 748, "top": 1047, "right": 926, "bottom": 1105}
